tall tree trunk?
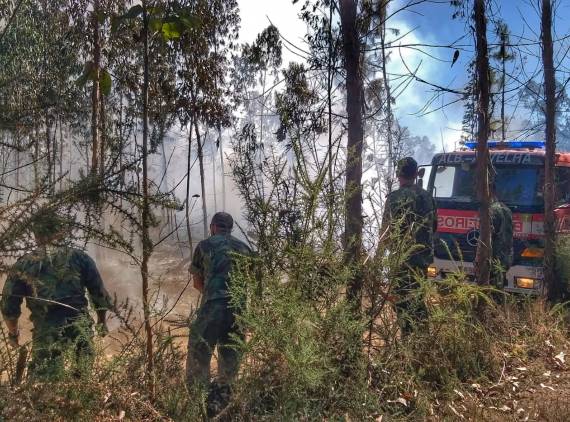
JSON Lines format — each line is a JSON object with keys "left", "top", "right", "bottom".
{"left": 474, "top": 0, "right": 492, "bottom": 285}
{"left": 45, "top": 116, "right": 52, "bottom": 189}
{"left": 99, "top": 86, "right": 106, "bottom": 176}
{"left": 326, "top": 0, "right": 335, "bottom": 245}
{"left": 211, "top": 133, "right": 218, "bottom": 212}
{"left": 541, "top": 0, "right": 558, "bottom": 301}
{"left": 219, "top": 126, "right": 226, "bottom": 211}
{"left": 340, "top": 0, "right": 365, "bottom": 302}
{"left": 380, "top": 13, "right": 394, "bottom": 192}
{"left": 140, "top": 4, "right": 155, "bottom": 399}
{"left": 91, "top": 0, "right": 101, "bottom": 175}
{"left": 185, "top": 121, "right": 194, "bottom": 260}
{"left": 194, "top": 120, "right": 209, "bottom": 238}
{"left": 59, "top": 116, "right": 64, "bottom": 190}
{"left": 501, "top": 43, "right": 506, "bottom": 141}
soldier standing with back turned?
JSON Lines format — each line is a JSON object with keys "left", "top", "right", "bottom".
{"left": 187, "top": 212, "right": 252, "bottom": 416}
{"left": 1, "top": 209, "right": 112, "bottom": 379}
{"left": 381, "top": 157, "right": 437, "bottom": 335}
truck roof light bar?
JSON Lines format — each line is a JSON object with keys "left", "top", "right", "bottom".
{"left": 464, "top": 141, "right": 546, "bottom": 150}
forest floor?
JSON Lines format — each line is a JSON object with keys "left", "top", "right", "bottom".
{"left": 432, "top": 341, "right": 570, "bottom": 421}
{"left": 2, "top": 244, "right": 570, "bottom": 420}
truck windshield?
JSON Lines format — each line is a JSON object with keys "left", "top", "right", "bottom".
{"left": 433, "top": 164, "right": 543, "bottom": 207}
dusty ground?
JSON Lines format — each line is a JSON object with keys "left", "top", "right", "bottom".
{"left": 424, "top": 340, "right": 570, "bottom": 421}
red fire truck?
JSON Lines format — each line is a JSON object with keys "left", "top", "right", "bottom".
{"left": 421, "top": 141, "right": 570, "bottom": 294}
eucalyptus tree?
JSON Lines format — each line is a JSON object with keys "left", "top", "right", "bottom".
{"left": 473, "top": 0, "right": 492, "bottom": 286}
{"left": 491, "top": 20, "right": 515, "bottom": 141}
{"left": 173, "top": 0, "right": 240, "bottom": 240}
{"left": 541, "top": 0, "right": 558, "bottom": 301}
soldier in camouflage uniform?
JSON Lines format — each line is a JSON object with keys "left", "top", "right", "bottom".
{"left": 187, "top": 212, "right": 252, "bottom": 413}
{"left": 489, "top": 184, "right": 513, "bottom": 288}
{"left": 1, "top": 209, "right": 112, "bottom": 378}
{"left": 381, "top": 157, "right": 437, "bottom": 335}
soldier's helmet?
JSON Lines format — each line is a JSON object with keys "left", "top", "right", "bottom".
{"left": 30, "top": 208, "right": 69, "bottom": 241}
{"left": 397, "top": 157, "right": 418, "bottom": 179}
{"left": 211, "top": 212, "right": 233, "bottom": 232}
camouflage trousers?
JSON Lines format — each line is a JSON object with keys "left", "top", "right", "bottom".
{"left": 30, "top": 318, "right": 95, "bottom": 379}
{"left": 186, "top": 298, "right": 243, "bottom": 387}
{"left": 394, "top": 267, "right": 428, "bottom": 336}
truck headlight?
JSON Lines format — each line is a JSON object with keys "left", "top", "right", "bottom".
{"left": 515, "top": 277, "right": 536, "bottom": 289}
{"left": 427, "top": 265, "right": 438, "bottom": 278}
{"left": 521, "top": 248, "right": 544, "bottom": 258}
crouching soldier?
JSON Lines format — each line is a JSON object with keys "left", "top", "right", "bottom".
{"left": 1, "top": 209, "right": 112, "bottom": 379}
{"left": 187, "top": 212, "right": 252, "bottom": 416}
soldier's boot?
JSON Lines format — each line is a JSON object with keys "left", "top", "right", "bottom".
{"left": 206, "top": 381, "right": 231, "bottom": 418}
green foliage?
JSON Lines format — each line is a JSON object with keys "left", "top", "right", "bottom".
{"left": 227, "top": 250, "right": 374, "bottom": 419}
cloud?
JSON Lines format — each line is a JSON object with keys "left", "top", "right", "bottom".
{"left": 385, "top": 20, "right": 464, "bottom": 153}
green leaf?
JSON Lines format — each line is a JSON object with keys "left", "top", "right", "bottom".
{"left": 147, "top": 6, "right": 165, "bottom": 16}
{"left": 76, "top": 61, "right": 96, "bottom": 86}
{"left": 123, "top": 5, "right": 143, "bottom": 19}
{"left": 100, "top": 69, "right": 112, "bottom": 96}
{"left": 76, "top": 74, "right": 89, "bottom": 87}
{"left": 161, "top": 22, "right": 181, "bottom": 40}
{"left": 179, "top": 15, "right": 198, "bottom": 31}
{"left": 110, "top": 16, "right": 119, "bottom": 33}
{"left": 112, "top": 5, "right": 143, "bottom": 32}
{"left": 149, "top": 18, "right": 163, "bottom": 33}
{"left": 97, "top": 11, "right": 106, "bottom": 24}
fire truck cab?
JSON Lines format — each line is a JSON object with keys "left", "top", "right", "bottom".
{"left": 422, "top": 141, "right": 570, "bottom": 294}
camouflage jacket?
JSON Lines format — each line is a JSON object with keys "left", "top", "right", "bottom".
{"left": 191, "top": 234, "right": 252, "bottom": 303}
{"left": 1, "top": 247, "right": 111, "bottom": 329}
{"left": 382, "top": 184, "right": 437, "bottom": 269}
{"left": 490, "top": 200, "right": 513, "bottom": 270}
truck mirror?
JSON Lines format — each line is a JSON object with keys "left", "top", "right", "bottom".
{"left": 418, "top": 167, "right": 426, "bottom": 178}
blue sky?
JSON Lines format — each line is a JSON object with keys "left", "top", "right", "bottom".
{"left": 238, "top": 0, "right": 570, "bottom": 156}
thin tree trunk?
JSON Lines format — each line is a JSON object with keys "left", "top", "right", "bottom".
{"left": 541, "top": 0, "right": 558, "bottom": 301}
{"left": 340, "top": 0, "right": 365, "bottom": 302}
{"left": 91, "top": 0, "right": 101, "bottom": 175}
{"left": 59, "top": 116, "right": 64, "bottom": 190}
{"left": 474, "top": 0, "right": 492, "bottom": 286}
{"left": 380, "top": 15, "right": 394, "bottom": 192}
{"left": 219, "top": 126, "right": 226, "bottom": 211}
{"left": 194, "top": 120, "right": 208, "bottom": 238}
{"left": 140, "top": 3, "right": 155, "bottom": 399}
{"left": 185, "top": 120, "right": 194, "bottom": 260}
{"left": 326, "top": 0, "right": 335, "bottom": 245}
{"left": 45, "top": 116, "right": 52, "bottom": 189}
{"left": 501, "top": 44, "right": 506, "bottom": 141}
{"left": 99, "top": 86, "right": 106, "bottom": 176}
{"left": 211, "top": 133, "right": 217, "bottom": 212}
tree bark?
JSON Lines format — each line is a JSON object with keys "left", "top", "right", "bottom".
{"left": 326, "top": 0, "right": 335, "bottom": 245}
{"left": 219, "top": 126, "right": 226, "bottom": 211}
{"left": 99, "top": 84, "right": 106, "bottom": 176}
{"left": 380, "top": 13, "right": 394, "bottom": 192}
{"left": 501, "top": 41, "right": 506, "bottom": 141}
{"left": 194, "top": 120, "right": 209, "bottom": 238}
{"left": 541, "top": 0, "right": 558, "bottom": 301}
{"left": 211, "top": 132, "right": 218, "bottom": 212}
{"left": 474, "top": 0, "right": 492, "bottom": 285}
{"left": 340, "top": 0, "right": 365, "bottom": 302}
{"left": 91, "top": 0, "right": 101, "bottom": 175}
{"left": 141, "top": 3, "right": 155, "bottom": 399}
{"left": 185, "top": 120, "right": 194, "bottom": 260}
